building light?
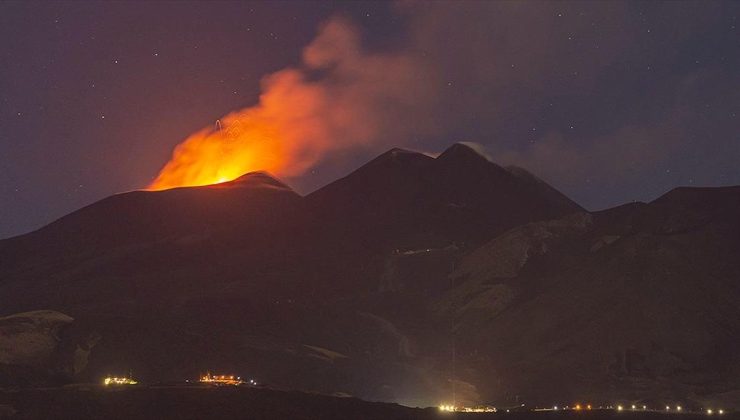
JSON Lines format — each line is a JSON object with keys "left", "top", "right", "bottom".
{"left": 617, "top": 405, "right": 623, "bottom": 411}
{"left": 677, "top": 406, "right": 682, "bottom": 411}
{"left": 708, "top": 409, "right": 713, "bottom": 415}
{"left": 438, "top": 404, "right": 456, "bottom": 412}
{"left": 199, "top": 372, "right": 244, "bottom": 386}
{"left": 102, "top": 376, "right": 137, "bottom": 386}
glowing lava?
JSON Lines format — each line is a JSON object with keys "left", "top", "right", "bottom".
{"left": 147, "top": 112, "right": 289, "bottom": 190}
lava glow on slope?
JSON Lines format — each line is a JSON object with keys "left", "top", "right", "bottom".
{"left": 147, "top": 113, "right": 288, "bottom": 190}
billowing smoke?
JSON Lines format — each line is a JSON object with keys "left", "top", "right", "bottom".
{"left": 148, "top": 17, "right": 433, "bottom": 190}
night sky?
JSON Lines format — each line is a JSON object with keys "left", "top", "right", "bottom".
{"left": 1, "top": 1, "right": 738, "bottom": 239}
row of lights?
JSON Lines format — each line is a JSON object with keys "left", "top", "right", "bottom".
{"left": 445, "top": 401, "right": 728, "bottom": 415}
{"left": 615, "top": 404, "right": 724, "bottom": 415}
{"left": 102, "top": 376, "right": 138, "bottom": 386}
{"left": 104, "top": 374, "right": 257, "bottom": 387}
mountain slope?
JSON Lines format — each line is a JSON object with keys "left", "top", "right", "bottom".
{"left": 298, "top": 143, "right": 583, "bottom": 297}
{"left": 437, "top": 186, "right": 740, "bottom": 405}
{"left": 0, "top": 171, "right": 302, "bottom": 313}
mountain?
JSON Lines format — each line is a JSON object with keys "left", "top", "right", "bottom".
{"left": 0, "top": 144, "right": 737, "bottom": 409}
{"left": 307, "top": 144, "right": 581, "bottom": 249}
{"left": 0, "top": 171, "right": 301, "bottom": 311}
{"left": 0, "top": 170, "right": 299, "bottom": 256}
{"left": 301, "top": 144, "right": 581, "bottom": 296}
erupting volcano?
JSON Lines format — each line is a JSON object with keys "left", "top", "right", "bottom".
{"left": 147, "top": 17, "right": 426, "bottom": 191}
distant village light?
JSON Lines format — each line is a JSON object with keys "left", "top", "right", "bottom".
{"left": 103, "top": 375, "right": 137, "bottom": 386}
{"left": 199, "top": 372, "right": 245, "bottom": 386}
{"left": 438, "top": 404, "right": 494, "bottom": 413}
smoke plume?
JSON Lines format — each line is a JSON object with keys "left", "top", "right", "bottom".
{"left": 148, "top": 17, "right": 432, "bottom": 190}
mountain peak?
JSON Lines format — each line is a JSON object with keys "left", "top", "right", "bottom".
{"left": 214, "top": 171, "right": 294, "bottom": 193}
{"left": 436, "top": 142, "right": 492, "bottom": 165}
{"left": 360, "top": 147, "right": 434, "bottom": 171}
{"left": 378, "top": 147, "right": 431, "bottom": 160}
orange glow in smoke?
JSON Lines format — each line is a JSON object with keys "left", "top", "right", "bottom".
{"left": 147, "top": 113, "right": 289, "bottom": 190}
{"left": 146, "top": 17, "right": 424, "bottom": 191}
{"left": 146, "top": 58, "right": 338, "bottom": 191}
{"left": 145, "top": 18, "right": 343, "bottom": 192}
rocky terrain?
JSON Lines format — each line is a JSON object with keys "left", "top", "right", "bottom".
{"left": 0, "top": 310, "right": 98, "bottom": 387}
{"left": 0, "top": 143, "right": 737, "bottom": 410}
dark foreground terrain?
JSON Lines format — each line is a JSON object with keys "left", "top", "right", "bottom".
{"left": 0, "top": 386, "right": 727, "bottom": 420}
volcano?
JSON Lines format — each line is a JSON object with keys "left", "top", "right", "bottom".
{"left": 0, "top": 143, "right": 738, "bottom": 409}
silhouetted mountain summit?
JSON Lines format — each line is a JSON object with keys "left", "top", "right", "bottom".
{"left": 308, "top": 143, "right": 582, "bottom": 248}
{"left": 0, "top": 170, "right": 300, "bottom": 273}
{"left": 435, "top": 141, "right": 492, "bottom": 165}
{"left": 218, "top": 171, "right": 296, "bottom": 191}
